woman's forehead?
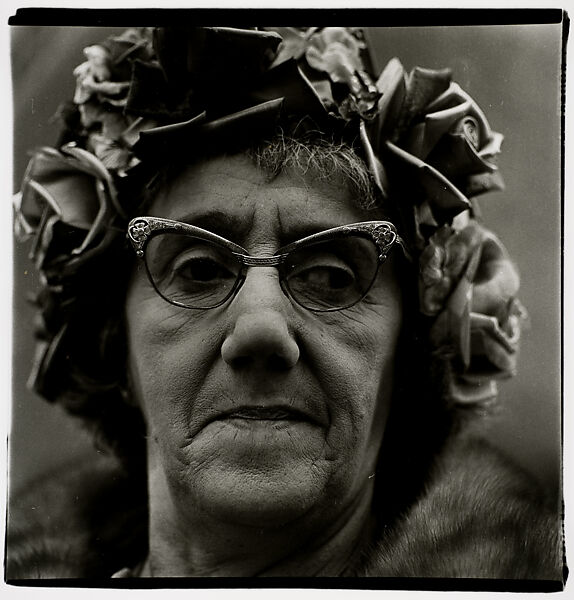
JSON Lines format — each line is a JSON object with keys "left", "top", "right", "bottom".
{"left": 148, "top": 155, "right": 388, "bottom": 243}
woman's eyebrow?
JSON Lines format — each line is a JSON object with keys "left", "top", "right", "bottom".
{"left": 173, "top": 211, "right": 336, "bottom": 243}
{"left": 278, "top": 223, "right": 338, "bottom": 245}
{"left": 168, "top": 211, "right": 386, "bottom": 246}
{"left": 174, "top": 211, "right": 252, "bottom": 241}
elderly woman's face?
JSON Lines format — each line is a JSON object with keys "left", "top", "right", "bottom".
{"left": 125, "top": 154, "right": 403, "bottom": 528}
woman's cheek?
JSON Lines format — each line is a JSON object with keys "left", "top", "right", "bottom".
{"left": 312, "top": 298, "right": 402, "bottom": 378}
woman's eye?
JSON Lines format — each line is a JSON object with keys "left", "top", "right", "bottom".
{"left": 304, "top": 267, "right": 354, "bottom": 289}
{"left": 170, "top": 250, "right": 236, "bottom": 283}
{"left": 289, "top": 255, "right": 356, "bottom": 290}
{"left": 176, "top": 257, "right": 232, "bottom": 281}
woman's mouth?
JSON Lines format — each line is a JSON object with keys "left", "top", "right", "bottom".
{"left": 221, "top": 406, "right": 310, "bottom": 422}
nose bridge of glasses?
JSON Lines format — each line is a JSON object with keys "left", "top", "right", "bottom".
{"left": 233, "top": 252, "right": 287, "bottom": 268}
{"left": 231, "top": 254, "right": 292, "bottom": 313}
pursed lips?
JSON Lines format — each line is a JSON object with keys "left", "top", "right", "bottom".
{"left": 207, "top": 405, "right": 320, "bottom": 425}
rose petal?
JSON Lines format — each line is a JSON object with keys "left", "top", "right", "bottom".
{"left": 267, "top": 27, "right": 309, "bottom": 66}
{"left": 448, "top": 377, "right": 498, "bottom": 405}
{"left": 321, "top": 27, "right": 366, "bottom": 52}
{"left": 305, "top": 28, "right": 365, "bottom": 80}
{"left": 444, "top": 225, "right": 482, "bottom": 282}
{"left": 306, "top": 42, "right": 361, "bottom": 83}
{"left": 89, "top": 79, "right": 130, "bottom": 99}
{"left": 472, "top": 311, "right": 516, "bottom": 351}
{"left": 414, "top": 201, "right": 439, "bottom": 233}
{"left": 460, "top": 309, "right": 525, "bottom": 379}
{"left": 428, "top": 238, "right": 482, "bottom": 363}
{"left": 403, "top": 98, "right": 474, "bottom": 159}
{"left": 252, "top": 58, "right": 327, "bottom": 116}
{"left": 375, "top": 57, "right": 407, "bottom": 141}
{"left": 429, "top": 267, "right": 473, "bottom": 357}
{"left": 13, "top": 192, "right": 35, "bottom": 240}
{"left": 310, "top": 79, "right": 335, "bottom": 109}
{"left": 380, "top": 64, "right": 453, "bottom": 146}
{"left": 89, "top": 134, "right": 133, "bottom": 172}
{"left": 402, "top": 65, "right": 452, "bottom": 131}
{"left": 134, "top": 99, "right": 285, "bottom": 162}
{"left": 100, "top": 110, "right": 132, "bottom": 142}
{"left": 121, "top": 116, "right": 158, "bottom": 147}
{"left": 303, "top": 28, "right": 379, "bottom": 120}
{"left": 359, "top": 120, "right": 387, "bottom": 198}
{"left": 59, "top": 146, "right": 123, "bottom": 221}
{"left": 408, "top": 82, "right": 495, "bottom": 155}
{"left": 385, "top": 141, "right": 471, "bottom": 222}
{"left": 421, "top": 277, "right": 452, "bottom": 316}
{"left": 426, "top": 132, "right": 498, "bottom": 180}
{"left": 464, "top": 169, "right": 505, "bottom": 198}
{"left": 478, "top": 130, "right": 504, "bottom": 159}
{"left": 102, "top": 29, "right": 154, "bottom": 80}
{"left": 419, "top": 224, "right": 451, "bottom": 274}
{"left": 20, "top": 148, "right": 101, "bottom": 230}
{"left": 31, "top": 213, "right": 59, "bottom": 270}
{"left": 419, "top": 238, "right": 446, "bottom": 287}
{"left": 27, "top": 331, "right": 61, "bottom": 397}
{"left": 471, "top": 231, "right": 520, "bottom": 318}
{"left": 153, "top": 27, "right": 282, "bottom": 90}
{"left": 79, "top": 102, "right": 101, "bottom": 128}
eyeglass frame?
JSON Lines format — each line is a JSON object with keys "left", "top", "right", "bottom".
{"left": 127, "top": 216, "right": 410, "bottom": 312}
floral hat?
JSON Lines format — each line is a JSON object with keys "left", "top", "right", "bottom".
{"left": 14, "top": 26, "right": 527, "bottom": 407}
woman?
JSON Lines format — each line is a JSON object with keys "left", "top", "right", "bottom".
{"left": 8, "top": 26, "right": 563, "bottom": 581}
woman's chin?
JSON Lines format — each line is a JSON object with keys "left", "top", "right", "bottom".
{"left": 174, "top": 425, "right": 335, "bottom": 528}
{"left": 190, "top": 471, "right": 328, "bottom": 528}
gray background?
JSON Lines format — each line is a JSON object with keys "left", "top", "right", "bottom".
{"left": 10, "top": 24, "right": 563, "bottom": 502}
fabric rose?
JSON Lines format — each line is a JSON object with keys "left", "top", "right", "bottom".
{"left": 130, "top": 27, "right": 381, "bottom": 162}
{"left": 129, "top": 27, "right": 336, "bottom": 162}
{"left": 419, "top": 222, "right": 527, "bottom": 404}
{"left": 373, "top": 58, "right": 504, "bottom": 246}
{"left": 302, "top": 27, "right": 380, "bottom": 120}
{"left": 14, "top": 144, "right": 121, "bottom": 282}
{"left": 71, "top": 28, "right": 157, "bottom": 174}
{"left": 73, "top": 28, "right": 154, "bottom": 106}
{"left": 14, "top": 144, "right": 127, "bottom": 397}
{"left": 125, "top": 27, "right": 284, "bottom": 125}
{"left": 267, "top": 27, "right": 380, "bottom": 121}
{"left": 73, "top": 45, "right": 129, "bottom": 105}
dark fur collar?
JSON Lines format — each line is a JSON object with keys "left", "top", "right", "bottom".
{"left": 6, "top": 435, "right": 564, "bottom": 582}
{"left": 358, "top": 436, "right": 563, "bottom": 580}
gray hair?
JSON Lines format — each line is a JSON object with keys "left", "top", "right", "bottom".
{"left": 142, "top": 132, "right": 382, "bottom": 216}
{"left": 248, "top": 133, "right": 379, "bottom": 210}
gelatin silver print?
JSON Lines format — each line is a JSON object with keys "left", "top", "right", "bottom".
{"left": 7, "top": 12, "right": 567, "bottom": 588}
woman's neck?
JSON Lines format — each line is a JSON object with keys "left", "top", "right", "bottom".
{"left": 144, "top": 479, "right": 376, "bottom": 577}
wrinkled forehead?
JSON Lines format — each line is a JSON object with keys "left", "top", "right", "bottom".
{"left": 147, "top": 153, "right": 393, "bottom": 246}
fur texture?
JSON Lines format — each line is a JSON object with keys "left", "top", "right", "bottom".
{"left": 5, "top": 434, "right": 564, "bottom": 582}
{"left": 356, "top": 435, "right": 563, "bottom": 580}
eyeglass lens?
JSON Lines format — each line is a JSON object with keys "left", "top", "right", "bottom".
{"left": 144, "top": 231, "right": 381, "bottom": 311}
{"left": 280, "top": 236, "right": 380, "bottom": 311}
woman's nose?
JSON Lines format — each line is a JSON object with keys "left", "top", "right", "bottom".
{"left": 221, "top": 269, "right": 300, "bottom": 370}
